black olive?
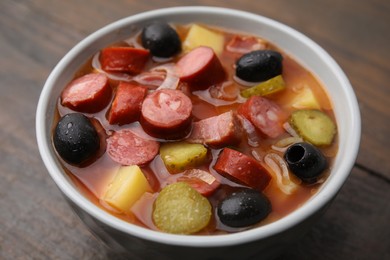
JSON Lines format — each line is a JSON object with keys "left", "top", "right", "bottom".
{"left": 235, "top": 50, "right": 283, "bottom": 82}
{"left": 217, "top": 188, "right": 271, "bottom": 228}
{"left": 141, "top": 22, "right": 181, "bottom": 58}
{"left": 53, "top": 113, "right": 100, "bottom": 165}
{"left": 284, "top": 142, "right": 328, "bottom": 183}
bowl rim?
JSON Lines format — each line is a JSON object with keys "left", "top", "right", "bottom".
{"left": 36, "top": 6, "right": 361, "bottom": 247}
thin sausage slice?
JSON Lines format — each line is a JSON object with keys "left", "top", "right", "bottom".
{"left": 107, "top": 129, "right": 159, "bottom": 166}
{"left": 226, "top": 35, "right": 267, "bottom": 54}
{"left": 187, "top": 111, "right": 241, "bottom": 148}
{"left": 177, "top": 46, "right": 226, "bottom": 90}
{"left": 141, "top": 89, "right": 192, "bottom": 139}
{"left": 100, "top": 47, "right": 150, "bottom": 74}
{"left": 107, "top": 82, "right": 148, "bottom": 125}
{"left": 213, "top": 148, "right": 271, "bottom": 191}
{"left": 61, "top": 73, "right": 111, "bottom": 113}
{"left": 237, "top": 96, "right": 286, "bottom": 138}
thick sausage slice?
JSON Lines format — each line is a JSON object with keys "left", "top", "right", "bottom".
{"left": 213, "top": 148, "right": 271, "bottom": 191}
{"left": 100, "top": 47, "right": 150, "bottom": 74}
{"left": 61, "top": 73, "right": 111, "bottom": 113}
{"left": 237, "top": 96, "right": 286, "bottom": 138}
{"left": 107, "top": 129, "right": 159, "bottom": 166}
{"left": 177, "top": 46, "right": 226, "bottom": 90}
{"left": 177, "top": 169, "right": 220, "bottom": 197}
{"left": 107, "top": 82, "right": 148, "bottom": 125}
{"left": 141, "top": 89, "right": 192, "bottom": 139}
{"left": 187, "top": 111, "right": 241, "bottom": 148}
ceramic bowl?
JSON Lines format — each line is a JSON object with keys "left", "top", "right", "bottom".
{"left": 36, "top": 6, "right": 361, "bottom": 260}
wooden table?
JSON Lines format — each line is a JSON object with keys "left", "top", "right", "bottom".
{"left": 1, "top": 0, "right": 389, "bottom": 259}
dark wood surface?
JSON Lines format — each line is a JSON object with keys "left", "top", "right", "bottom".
{"left": 1, "top": 0, "right": 389, "bottom": 259}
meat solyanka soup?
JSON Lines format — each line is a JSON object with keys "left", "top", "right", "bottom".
{"left": 52, "top": 22, "right": 338, "bottom": 235}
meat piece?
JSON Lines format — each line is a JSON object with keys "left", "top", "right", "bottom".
{"left": 177, "top": 46, "right": 226, "bottom": 90}
{"left": 213, "top": 148, "right": 271, "bottom": 191}
{"left": 188, "top": 111, "right": 241, "bottom": 148}
{"left": 237, "top": 96, "right": 286, "bottom": 138}
{"left": 226, "top": 35, "right": 268, "bottom": 54}
{"left": 61, "top": 73, "right": 111, "bottom": 113}
{"left": 107, "top": 129, "right": 159, "bottom": 166}
{"left": 100, "top": 47, "right": 150, "bottom": 74}
{"left": 140, "top": 89, "right": 192, "bottom": 139}
{"left": 177, "top": 169, "right": 220, "bottom": 197}
{"left": 107, "top": 82, "right": 148, "bottom": 125}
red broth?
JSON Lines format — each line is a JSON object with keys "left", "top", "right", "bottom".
{"left": 53, "top": 23, "right": 338, "bottom": 235}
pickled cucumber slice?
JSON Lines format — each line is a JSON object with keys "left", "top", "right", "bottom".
{"left": 290, "top": 109, "right": 336, "bottom": 146}
{"left": 153, "top": 182, "right": 212, "bottom": 234}
{"left": 240, "top": 75, "right": 285, "bottom": 98}
{"left": 160, "top": 142, "right": 208, "bottom": 174}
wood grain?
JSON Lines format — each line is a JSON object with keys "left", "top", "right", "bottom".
{"left": 0, "top": 0, "right": 389, "bottom": 259}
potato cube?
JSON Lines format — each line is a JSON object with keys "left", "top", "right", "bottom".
{"left": 183, "top": 24, "right": 224, "bottom": 55}
{"left": 291, "top": 86, "right": 320, "bottom": 109}
{"left": 103, "top": 165, "right": 151, "bottom": 213}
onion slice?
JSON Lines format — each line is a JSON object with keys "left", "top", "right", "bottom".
{"left": 152, "top": 63, "right": 180, "bottom": 90}
{"left": 271, "top": 136, "right": 302, "bottom": 152}
{"left": 124, "top": 32, "right": 144, "bottom": 49}
{"left": 233, "top": 75, "right": 262, "bottom": 87}
{"left": 283, "top": 122, "right": 299, "bottom": 137}
{"left": 133, "top": 71, "right": 166, "bottom": 87}
{"left": 264, "top": 153, "right": 300, "bottom": 195}
{"left": 237, "top": 115, "right": 260, "bottom": 147}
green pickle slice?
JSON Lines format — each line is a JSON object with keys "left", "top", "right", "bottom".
{"left": 160, "top": 142, "right": 208, "bottom": 174}
{"left": 153, "top": 182, "right": 212, "bottom": 234}
{"left": 240, "top": 75, "right": 285, "bottom": 98}
{"left": 290, "top": 109, "right": 336, "bottom": 146}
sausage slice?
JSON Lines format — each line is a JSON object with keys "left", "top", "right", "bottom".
{"left": 214, "top": 148, "right": 271, "bottom": 191}
{"left": 177, "top": 46, "right": 226, "bottom": 90}
{"left": 107, "top": 82, "right": 148, "bottom": 125}
{"left": 107, "top": 129, "right": 159, "bottom": 166}
{"left": 187, "top": 111, "right": 241, "bottom": 148}
{"left": 140, "top": 89, "right": 192, "bottom": 139}
{"left": 61, "top": 73, "right": 111, "bottom": 113}
{"left": 237, "top": 96, "right": 286, "bottom": 138}
{"left": 100, "top": 47, "right": 150, "bottom": 74}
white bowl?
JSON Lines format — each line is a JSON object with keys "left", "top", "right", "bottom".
{"left": 36, "top": 6, "right": 361, "bottom": 260}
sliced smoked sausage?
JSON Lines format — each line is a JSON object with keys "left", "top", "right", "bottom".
{"left": 61, "top": 73, "right": 111, "bottom": 113}
{"left": 177, "top": 46, "right": 226, "bottom": 90}
{"left": 107, "top": 129, "right": 159, "bottom": 166}
{"left": 140, "top": 89, "right": 192, "bottom": 139}
{"left": 237, "top": 96, "right": 286, "bottom": 138}
{"left": 214, "top": 148, "right": 271, "bottom": 191}
{"left": 188, "top": 111, "right": 241, "bottom": 148}
{"left": 100, "top": 47, "right": 150, "bottom": 74}
{"left": 107, "top": 82, "right": 148, "bottom": 125}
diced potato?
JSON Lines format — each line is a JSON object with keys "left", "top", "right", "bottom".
{"left": 160, "top": 142, "right": 208, "bottom": 174}
{"left": 103, "top": 165, "right": 151, "bottom": 213}
{"left": 291, "top": 86, "right": 320, "bottom": 109}
{"left": 240, "top": 75, "right": 286, "bottom": 98}
{"left": 183, "top": 24, "right": 224, "bottom": 55}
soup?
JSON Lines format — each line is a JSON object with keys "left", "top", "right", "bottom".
{"left": 52, "top": 22, "right": 338, "bottom": 235}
